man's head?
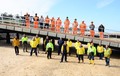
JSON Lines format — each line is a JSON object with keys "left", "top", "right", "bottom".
{"left": 36, "top": 35, "right": 38, "bottom": 38}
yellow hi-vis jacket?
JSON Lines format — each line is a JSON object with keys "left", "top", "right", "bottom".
{"left": 87, "top": 46, "right": 96, "bottom": 56}
{"left": 76, "top": 46, "right": 85, "bottom": 55}
{"left": 21, "top": 37, "right": 28, "bottom": 43}
{"left": 87, "top": 43, "right": 91, "bottom": 48}
{"left": 74, "top": 42, "right": 81, "bottom": 49}
{"left": 67, "top": 41, "right": 72, "bottom": 47}
{"left": 12, "top": 38, "right": 20, "bottom": 47}
{"left": 61, "top": 45, "right": 69, "bottom": 53}
{"left": 104, "top": 48, "right": 112, "bottom": 58}
{"left": 30, "top": 40, "right": 38, "bottom": 48}
{"left": 97, "top": 45, "right": 104, "bottom": 53}
{"left": 35, "top": 37, "right": 40, "bottom": 45}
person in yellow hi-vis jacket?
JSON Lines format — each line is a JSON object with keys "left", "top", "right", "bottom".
{"left": 46, "top": 40, "right": 54, "bottom": 59}
{"left": 104, "top": 45, "right": 112, "bottom": 66}
{"left": 87, "top": 42, "right": 96, "bottom": 64}
{"left": 74, "top": 40, "right": 81, "bottom": 57}
{"left": 67, "top": 39, "right": 72, "bottom": 56}
{"left": 30, "top": 37, "right": 38, "bottom": 56}
{"left": 35, "top": 35, "right": 41, "bottom": 53}
{"left": 60, "top": 41, "right": 69, "bottom": 63}
{"left": 97, "top": 44, "right": 104, "bottom": 60}
{"left": 21, "top": 34, "right": 28, "bottom": 52}
{"left": 12, "top": 36, "right": 20, "bottom": 55}
{"left": 76, "top": 44, "right": 85, "bottom": 63}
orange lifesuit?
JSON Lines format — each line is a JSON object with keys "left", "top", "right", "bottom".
{"left": 56, "top": 19, "right": 62, "bottom": 32}
{"left": 64, "top": 20, "right": 70, "bottom": 33}
{"left": 34, "top": 16, "right": 39, "bottom": 28}
{"left": 25, "top": 14, "right": 30, "bottom": 28}
{"left": 45, "top": 18, "right": 50, "bottom": 29}
{"left": 73, "top": 21, "right": 78, "bottom": 35}
{"left": 51, "top": 18, "right": 55, "bottom": 31}
{"left": 80, "top": 23, "right": 86, "bottom": 36}
{"left": 100, "top": 32, "right": 104, "bottom": 39}
{"left": 90, "top": 30, "right": 95, "bottom": 37}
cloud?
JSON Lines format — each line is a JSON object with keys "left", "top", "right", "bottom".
{"left": 0, "top": 0, "right": 58, "bottom": 15}
{"left": 97, "top": 0, "right": 114, "bottom": 8}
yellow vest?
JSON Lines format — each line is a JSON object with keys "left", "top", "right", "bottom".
{"left": 75, "top": 42, "right": 81, "bottom": 49}
{"left": 67, "top": 41, "right": 72, "bottom": 47}
{"left": 12, "top": 38, "right": 20, "bottom": 47}
{"left": 61, "top": 45, "right": 69, "bottom": 53}
{"left": 30, "top": 40, "right": 37, "bottom": 48}
{"left": 35, "top": 37, "right": 40, "bottom": 45}
{"left": 104, "top": 48, "right": 112, "bottom": 58}
{"left": 87, "top": 43, "right": 91, "bottom": 48}
{"left": 77, "top": 46, "right": 85, "bottom": 55}
{"left": 97, "top": 46, "right": 104, "bottom": 53}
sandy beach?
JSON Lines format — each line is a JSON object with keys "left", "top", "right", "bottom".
{"left": 0, "top": 44, "right": 120, "bottom": 76}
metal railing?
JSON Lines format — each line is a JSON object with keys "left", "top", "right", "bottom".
{"left": 0, "top": 15, "right": 120, "bottom": 39}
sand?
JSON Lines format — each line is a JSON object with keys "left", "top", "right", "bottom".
{"left": 0, "top": 45, "right": 120, "bottom": 76}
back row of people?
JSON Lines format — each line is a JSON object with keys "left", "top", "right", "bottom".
{"left": 24, "top": 13, "right": 105, "bottom": 39}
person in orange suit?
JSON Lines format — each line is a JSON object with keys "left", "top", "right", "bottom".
{"left": 45, "top": 16, "right": 50, "bottom": 29}
{"left": 80, "top": 21, "right": 86, "bottom": 36}
{"left": 51, "top": 17, "right": 55, "bottom": 31}
{"left": 72, "top": 19, "right": 78, "bottom": 35}
{"left": 98, "top": 24, "right": 105, "bottom": 39}
{"left": 64, "top": 17, "right": 70, "bottom": 33}
{"left": 24, "top": 13, "right": 30, "bottom": 28}
{"left": 56, "top": 17, "right": 62, "bottom": 33}
{"left": 33, "top": 13, "right": 39, "bottom": 28}
{"left": 89, "top": 21, "right": 95, "bottom": 37}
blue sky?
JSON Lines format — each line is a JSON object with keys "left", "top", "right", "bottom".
{"left": 0, "top": 0, "right": 120, "bottom": 32}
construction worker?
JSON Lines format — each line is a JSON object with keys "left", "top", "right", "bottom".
{"left": 80, "top": 21, "right": 86, "bottom": 36}
{"left": 30, "top": 37, "right": 38, "bottom": 56}
{"left": 12, "top": 36, "right": 20, "bottom": 55}
{"left": 33, "top": 13, "right": 39, "bottom": 28}
{"left": 51, "top": 17, "right": 55, "bottom": 31}
{"left": 24, "top": 13, "right": 30, "bottom": 28}
{"left": 35, "top": 35, "right": 41, "bottom": 53}
{"left": 64, "top": 17, "right": 70, "bottom": 33}
{"left": 72, "top": 19, "right": 78, "bottom": 35}
{"left": 76, "top": 44, "right": 85, "bottom": 63}
{"left": 39, "top": 15, "right": 44, "bottom": 29}
{"left": 89, "top": 21, "right": 95, "bottom": 37}
{"left": 104, "top": 45, "right": 112, "bottom": 66}
{"left": 45, "top": 16, "right": 50, "bottom": 29}
{"left": 60, "top": 41, "right": 69, "bottom": 63}
{"left": 67, "top": 39, "right": 72, "bottom": 56}
{"left": 46, "top": 40, "right": 54, "bottom": 59}
{"left": 97, "top": 44, "right": 104, "bottom": 60}
{"left": 74, "top": 40, "right": 81, "bottom": 57}
{"left": 21, "top": 34, "right": 28, "bottom": 52}
{"left": 56, "top": 17, "right": 62, "bottom": 32}
{"left": 98, "top": 24, "right": 105, "bottom": 39}
{"left": 43, "top": 36, "right": 49, "bottom": 51}
{"left": 57, "top": 38, "right": 64, "bottom": 55}
{"left": 87, "top": 42, "right": 96, "bottom": 64}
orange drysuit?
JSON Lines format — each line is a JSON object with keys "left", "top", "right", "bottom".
{"left": 25, "top": 13, "right": 30, "bottom": 28}
{"left": 56, "top": 18, "right": 62, "bottom": 32}
{"left": 45, "top": 17, "right": 50, "bottom": 29}
{"left": 64, "top": 19, "right": 70, "bottom": 33}
{"left": 51, "top": 17, "right": 55, "bottom": 31}
{"left": 72, "top": 21, "right": 78, "bottom": 35}
{"left": 80, "top": 21, "right": 86, "bottom": 36}
{"left": 34, "top": 16, "right": 39, "bottom": 28}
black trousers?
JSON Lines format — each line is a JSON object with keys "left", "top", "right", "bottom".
{"left": 14, "top": 46, "right": 19, "bottom": 55}
{"left": 40, "top": 23, "right": 43, "bottom": 29}
{"left": 58, "top": 45, "right": 62, "bottom": 55}
{"left": 61, "top": 52, "right": 67, "bottom": 62}
{"left": 45, "top": 23, "right": 49, "bottom": 29}
{"left": 78, "top": 55, "right": 84, "bottom": 61}
{"left": 47, "top": 48, "right": 52, "bottom": 59}
{"left": 30, "top": 48, "right": 37, "bottom": 56}
{"left": 23, "top": 41, "right": 27, "bottom": 52}
{"left": 69, "top": 47, "right": 72, "bottom": 56}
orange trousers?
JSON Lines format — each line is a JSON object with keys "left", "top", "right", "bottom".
{"left": 73, "top": 27, "right": 77, "bottom": 35}
{"left": 99, "top": 32, "right": 104, "bottom": 39}
{"left": 56, "top": 25, "right": 60, "bottom": 32}
{"left": 80, "top": 30, "right": 85, "bottom": 36}
{"left": 90, "top": 30, "right": 95, "bottom": 37}
{"left": 51, "top": 25, "right": 55, "bottom": 31}
{"left": 64, "top": 26, "right": 69, "bottom": 33}
{"left": 34, "top": 21, "right": 39, "bottom": 28}
{"left": 26, "top": 20, "right": 30, "bottom": 28}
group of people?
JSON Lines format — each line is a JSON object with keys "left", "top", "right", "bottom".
{"left": 12, "top": 34, "right": 112, "bottom": 66}
{"left": 24, "top": 13, "right": 105, "bottom": 39}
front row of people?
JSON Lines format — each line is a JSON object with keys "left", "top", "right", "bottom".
{"left": 12, "top": 36, "right": 112, "bottom": 66}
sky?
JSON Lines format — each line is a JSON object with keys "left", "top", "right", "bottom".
{"left": 0, "top": 0, "right": 120, "bottom": 32}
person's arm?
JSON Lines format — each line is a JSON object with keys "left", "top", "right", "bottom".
{"left": 61, "top": 45, "right": 63, "bottom": 53}
{"left": 52, "top": 43, "right": 54, "bottom": 51}
{"left": 94, "top": 47, "right": 96, "bottom": 56}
